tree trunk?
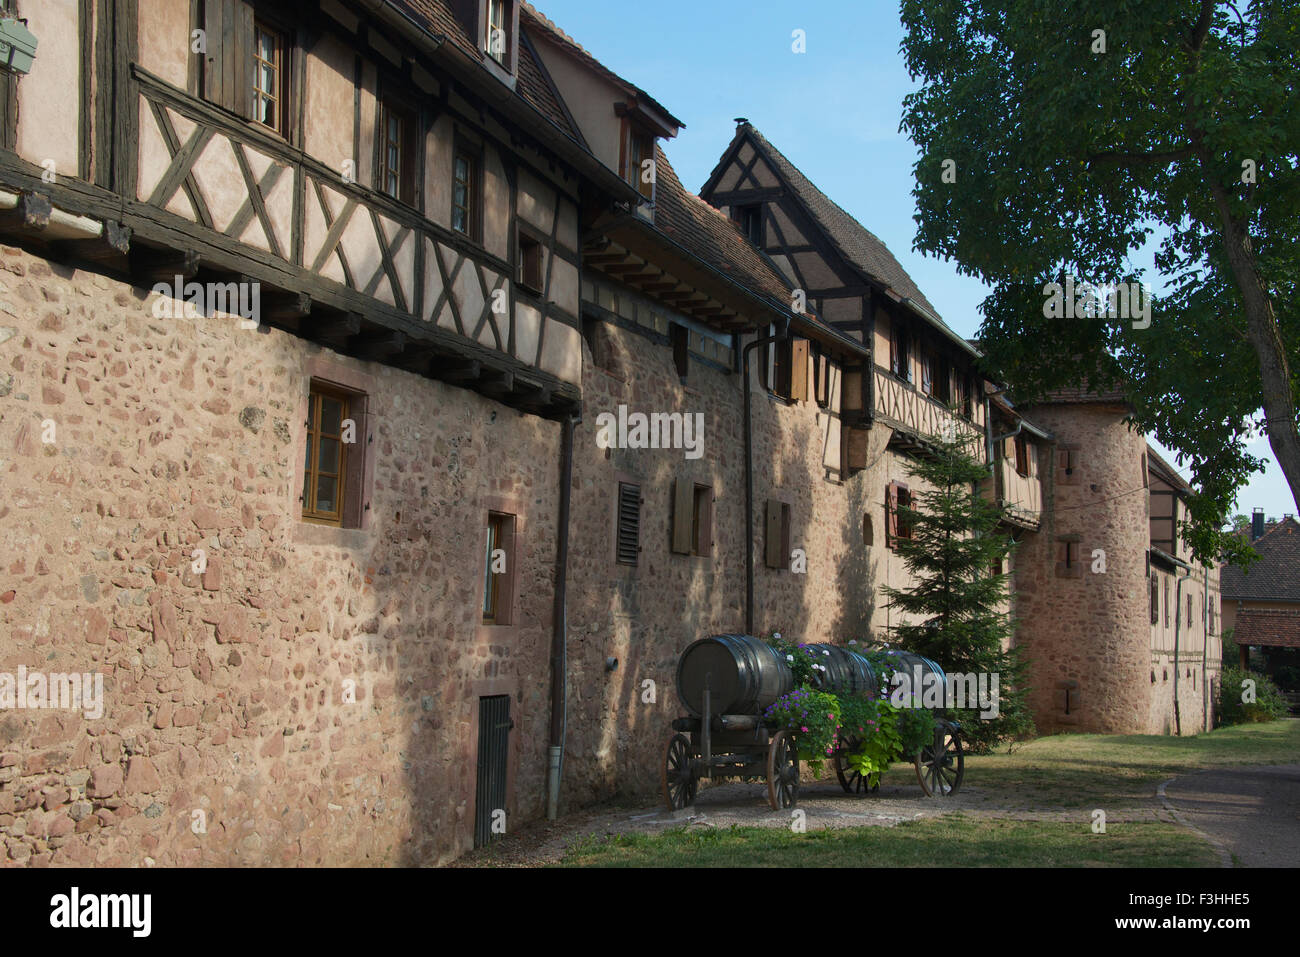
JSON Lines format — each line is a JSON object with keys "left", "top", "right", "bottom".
{"left": 1205, "top": 178, "right": 1300, "bottom": 512}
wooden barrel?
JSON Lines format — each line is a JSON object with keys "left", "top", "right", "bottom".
{"left": 874, "top": 650, "right": 946, "bottom": 704}
{"left": 804, "top": 644, "right": 879, "bottom": 697}
{"left": 675, "top": 634, "right": 793, "bottom": 717}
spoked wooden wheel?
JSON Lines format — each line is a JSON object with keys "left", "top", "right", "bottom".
{"left": 916, "top": 725, "right": 964, "bottom": 797}
{"left": 767, "top": 730, "right": 799, "bottom": 810}
{"left": 833, "top": 738, "right": 876, "bottom": 794}
{"left": 662, "top": 733, "right": 698, "bottom": 811}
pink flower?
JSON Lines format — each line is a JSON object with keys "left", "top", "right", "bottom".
{"left": 801, "top": 726, "right": 809, "bottom": 733}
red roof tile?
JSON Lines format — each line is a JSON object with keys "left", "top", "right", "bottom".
{"left": 1231, "top": 607, "right": 1300, "bottom": 648}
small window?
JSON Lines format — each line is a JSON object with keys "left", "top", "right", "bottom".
{"left": 252, "top": 21, "right": 286, "bottom": 134}
{"left": 1187, "top": 593, "right": 1193, "bottom": 628}
{"left": 1057, "top": 446, "right": 1080, "bottom": 485}
{"left": 765, "top": 499, "right": 792, "bottom": 570}
{"left": 1150, "top": 575, "right": 1159, "bottom": 625}
{"left": 482, "top": 512, "right": 515, "bottom": 625}
{"left": 886, "top": 482, "right": 913, "bottom": 548}
{"left": 896, "top": 486, "right": 913, "bottom": 540}
{"left": 1014, "top": 434, "right": 1029, "bottom": 477}
{"left": 485, "top": 0, "right": 510, "bottom": 65}
{"left": 691, "top": 485, "right": 712, "bottom": 557}
{"left": 379, "top": 101, "right": 418, "bottom": 205}
{"left": 736, "top": 204, "right": 763, "bottom": 245}
{"left": 863, "top": 513, "right": 874, "bottom": 547}
{"left": 616, "top": 482, "right": 641, "bottom": 566}
{"left": 1164, "top": 578, "right": 1170, "bottom": 627}
{"left": 919, "top": 349, "right": 933, "bottom": 396}
{"left": 813, "top": 346, "right": 830, "bottom": 408}
{"left": 302, "top": 385, "right": 349, "bottom": 526}
{"left": 452, "top": 149, "right": 481, "bottom": 239}
{"left": 518, "top": 231, "right": 543, "bottom": 293}
{"left": 1055, "top": 538, "right": 1082, "bottom": 578}
{"left": 889, "top": 321, "right": 910, "bottom": 383}
{"left": 933, "top": 355, "right": 951, "bottom": 404}
{"left": 625, "top": 127, "right": 655, "bottom": 200}
{"left": 670, "top": 324, "right": 689, "bottom": 379}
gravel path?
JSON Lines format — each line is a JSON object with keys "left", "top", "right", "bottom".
{"left": 1160, "top": 764, "right": 1300, "bottom": 868}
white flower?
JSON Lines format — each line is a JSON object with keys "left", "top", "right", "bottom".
{"left": 773, "top": 632, "right": 782, "bottom": 641}
{"left": 786, "top": 654, "right": 794, "bottom": 663}
{"left": 823, "top": 649, "right": 830, "bottom": 656}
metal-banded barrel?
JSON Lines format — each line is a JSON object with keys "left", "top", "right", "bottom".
{"left": 875, "top": 650, "right": 946, "bottom": 704}
{"left": 676, "top": 634, "right": 794, "bottom": 717}
{"left": 804, "top": 643, "right": 878, "bottom": 697}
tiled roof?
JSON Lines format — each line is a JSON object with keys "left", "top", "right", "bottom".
{"left": 520, "top": 3, "right": 685, "bottom": 129}
{"left": 388, "top": 1, "right": 579, "bottom": 142}
{"left": 1221, "top": 517, "right": 1300, "bottom": 602}
{"left": 1035, "top": 385, "right": 1130, "bottom": 404}
{"left": 1231, "top": 608, "right": 1300, "bottom": 648}
{"left": 652, "top": 145, "right": 799, "bottom": 313}
{"left": 719, "top": 124, "right": 949, "bottom": 327}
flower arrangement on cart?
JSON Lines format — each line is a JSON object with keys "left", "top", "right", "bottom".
{"left": 761, "top": 632, "right": 945, "bottom": 795}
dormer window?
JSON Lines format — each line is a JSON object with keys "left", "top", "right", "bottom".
{"left": 486, "top": 0, "right": 511, "bottom": 65}
{"left": 623, "top": 126, "right": 655, "bottom": 201}
{"left": 737, "top": 204, "right": 763, "bottom": 245}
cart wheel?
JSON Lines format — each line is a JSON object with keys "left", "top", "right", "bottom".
{"left": 662, "top": 733, "right": 698, "bottom": 811}
{"left": 767, "top": 730, "right": 799, "bottom": 810}
{"left": 833, "top": 738, "right": 869, "bottom": 794}
{"left": 916, "top": 725, "right": 964, "bottom": 797}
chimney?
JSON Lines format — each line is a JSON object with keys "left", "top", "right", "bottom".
{"left": 1251, "top": 508, "right": 1265, "bottom": 541}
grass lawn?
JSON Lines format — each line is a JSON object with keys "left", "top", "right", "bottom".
{"left": 557, "top": 815, "right": 1218, "bottom": 868}
{"left": 927, "top": 717, "right": 1300, "bottom": 808}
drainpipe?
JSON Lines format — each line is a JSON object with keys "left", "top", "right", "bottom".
{"left": 546, "top": 413, "right": 578, "bottom": 820}
{"left": 1173, "top": 567, "right": 1190, "bottom": 736}
{"left": 742, "top": 318, "right": 790, "bottom": 634}
{"left": 1202, "top": 566, "right": 1210, "bottom": 731}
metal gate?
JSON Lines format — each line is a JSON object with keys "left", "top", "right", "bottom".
{"left": 474, "top": 695, "right": 511, "bottom": 848}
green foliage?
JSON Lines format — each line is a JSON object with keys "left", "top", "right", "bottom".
{"left": 880, "top": 431, "right": 1036, "bottom": 752}
{"left": 764, "top": 688, "right": 841, "bottom": 768}
{"left": 899, "top": 0, "right": 1300, "bottom": 558}
{"left": 1218, "top": 666, "right": 1290, "bottom": 724}
{"left": 762, "top": 632, "right": 821, "bottom": 688}
{"left": 897, "top": 706, "right": 938, "bottom": 756}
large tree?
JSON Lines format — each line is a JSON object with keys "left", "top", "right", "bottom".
{"left": 899, "top": 0, "right": 1299, "bottom": 566}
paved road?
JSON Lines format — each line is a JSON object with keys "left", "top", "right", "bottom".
{"left": 1163, "top": 764, "right": 1300, "bottom": 867}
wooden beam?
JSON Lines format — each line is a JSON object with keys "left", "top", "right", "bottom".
{"left": 0, "top": 191, "right": 52, "bottom": 232}
{"left": 313, "top": 312, "right": 361, "bottom": 346}
{"left": 480, "top": 368, "right": 515, "bottom": 398}
{"left": 354, "top": 330, "right": 407, "bottom": 360}
{"left": 430, "top": 357, "right": 481, "bottom": 383}
{"left": 131, "top": 245, "right": 200, "bottom": 284}
{"left": 54, "top": 219, "right": 131, "bottom": 263}
{"left": 263, "top": 291, "right": 312, "bottom": 323}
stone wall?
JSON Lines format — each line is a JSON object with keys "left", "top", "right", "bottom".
{"left": 0, "top": 244, "right": 563, "bottom": 866}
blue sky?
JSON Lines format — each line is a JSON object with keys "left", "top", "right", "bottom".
{"left": 534, "top": 0, "right": 1296, "bottom": 521}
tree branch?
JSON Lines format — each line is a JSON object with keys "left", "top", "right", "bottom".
{"left": 1086, "top": 147, "right": 1195, "bottom": 169}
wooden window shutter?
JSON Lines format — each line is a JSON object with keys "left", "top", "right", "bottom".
{"left": 615, "top": 482, "right": 641, "bottom": 566}
{"left": 203, "top": 0, "right": 254, "bottom": 116}
{"left": 765, "top": 499, "right": 783, "bottom": 569}
{"left": 670, "top": 478, "right": 694, "bottom": 555}
{"left": 889, "top": 327, "right": 900, "bottom": 377}
{"left": 788, "top": 339, "right": 809, "bottom": 401}
{"left": 885, "top": 483, "right": 898, "bottom": 546}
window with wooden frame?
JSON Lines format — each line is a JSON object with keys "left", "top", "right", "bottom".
{"left": 482, "top": 511, "right": 515, "bottom": 625}
{"left": 951, "top": 371, "right": 969, "bottom": 418}
{"left": 764, "top": 499, "right": 792, "bottom": 570}
{"left": 1150, "top": 575, "right": 1160, "bottom": 624}
{"left": 452, "top": 147, "right": 482, "bottom": 240}
{"left": 1164, "top": 578, "right": 1170, "bottom": 627}
{"left": 671, "top": 479, "right": 712, "bottom": 557}
{"left": 885, "top": 482, "right": 912, "bottom": 548}
{"left": 1014, "top": 434, "right": 1030, "bottom": 477}
{"left": 918, "top": 348, "right": 934, "bottom": 396}
{"left": 736, "top": 204, "right": 763, "bottom": 245}
{"left": 889, "top": 320, "right": 910, "bottom": 383}
{"left": 485, "top": 0, "right": 511, "bottom": 66}
{"left": 767, "top": 337, "right": 808, "bottom": 401}
{"left": 623, "top": 125, "right": 655, "bottom": 201}
{"left": 1187, "top": 592, "right": 1193, "bottom": 628}
{"left": 198, "top": 2, "right": 293, "bottom": 138}
{"left": 615, "top": 481, "right": 641, "bottom": 566}
{"left": 813, "top": 346, "right": 831, "bottom": 408}
{"left": 378, "top": 99, "right": 419, "bottom": 206}
{"left": 518, "top": 229, "right": 544, "bottom": 293}
{"left": 301, "top": 385, "right": 349, "bottom": 526}
{"left": 863, "top": 513, "right": 874, "bottom": 547}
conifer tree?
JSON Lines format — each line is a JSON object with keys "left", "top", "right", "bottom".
{"left": 880, "top": 430, "right": 1035, "bottom": 752}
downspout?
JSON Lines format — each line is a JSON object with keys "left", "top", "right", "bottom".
{"left": 546, "top": 412, "right": 578, "bottom": 820}
{"left": 1173, "top": 567, "right": 1190, "bottom": 736}
{"left": 743, "top": 318, "right": 791, "bottom": 634}
{"left": 1202, "top": 566, "right": 1210, "bottom": 731}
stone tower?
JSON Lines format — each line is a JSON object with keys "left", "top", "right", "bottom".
{"left": 1012, "top": 393, "right": 1153, "bottom": 733}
